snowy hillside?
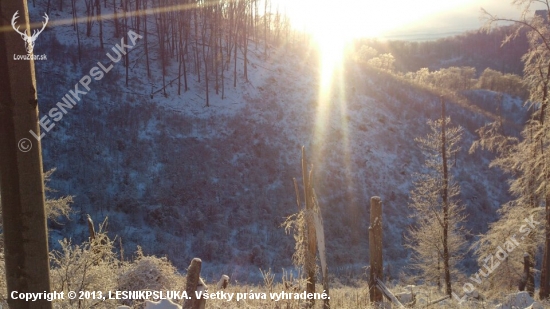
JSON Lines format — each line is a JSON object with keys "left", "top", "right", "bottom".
{"left": 27, "top": 0, "right": 525, "bottom": 281}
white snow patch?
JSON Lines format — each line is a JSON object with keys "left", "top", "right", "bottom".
{"left": 144, "top": 299, "right": 182, "bottom": 309}
{"left": 495, "top": 291, "right": 543, "bottom": 309}
{"left": 217, "top": 274, "right": 229, "bottom": 290}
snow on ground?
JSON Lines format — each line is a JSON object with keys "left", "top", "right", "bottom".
{"left": 143, "top": 299, "right": 182, "bottom": 309}
{"left": 495, "top": 292, "right": 544, "bottom": 309}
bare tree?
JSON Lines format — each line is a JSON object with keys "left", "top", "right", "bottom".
{"left": 95, "top": 0, "right": 103, "bottom": 49}
{"left": 112, "top": 0, "right": 119, "bottom": 37}
{"left": 143, "top": 0, "right": 150, "bottom": 78}
{"left": 201, "top": 2, "right": 211, "bottom": 106}
{"left": 154, "top": 0, "right": 169, "bottom": 96}
{"left": 71, "top": 0, "right": 82, "bottom": 61}
{"left": 242, "top": 0, "right": 249, "bottom": 82}
{"left": 85, "top": 0, "right": 94, "bottom": 37}
{"left": 263, "top": 0, "right": 269, "bottom": 59}
{"left": 177, "top": 0, "right": 190, "bottom": 94}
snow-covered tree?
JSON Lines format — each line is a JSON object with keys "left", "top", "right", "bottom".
{"left": 0, "top": 169, "right": 73, "bottom": 303}
{"left": 50, "top": 219, "right": 119, "bottom": 308}
{"left": 407, "top": 102, "right": 466, "bottom": 297}
{"left": 478, "top": 1, "right": 550, "bottom": 299}
{"left": 356, "top": 45, "right": 378, "bottom": 64}
{"left": 0, "top": 169, "right": 73, "bottom": 226}
{"left": 367, "top": 53, "right": 395, "bottom": 72}
{"left": 470, "top": 200, "right": 543, "bottom": 298}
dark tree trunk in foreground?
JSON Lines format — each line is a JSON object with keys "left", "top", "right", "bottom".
{"left": 0, "top": 1, "right": 52, "bottom": 308}
{"left": 538, "top": 52, "right": 550, "bottom": 300}
{"left": 541, "top": 200, "right": 550, "bottom": 298}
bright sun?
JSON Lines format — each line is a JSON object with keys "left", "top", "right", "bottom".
{"left": 275, "top": 0, "right": 476, "bottom": 39}
{"left": 273, "top": 0, "right": 475, "bottom": 79}
{"left": 268, "top": 0, "right": 474, "bottom": 176}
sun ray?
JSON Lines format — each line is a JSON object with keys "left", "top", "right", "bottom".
{"left": 269, "top": 0, "right": 476, "bottom": 216}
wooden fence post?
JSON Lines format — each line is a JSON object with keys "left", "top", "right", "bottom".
{"left": 313, "top": 191, "right": 330, "bottom": 309}
{"left": 301, "top": 147, "right": 317, "bottom": 307}
{"left": 292, "top": 147, "right": 330, "bottom": 308}
{"left": 87, "top": 214, "right": 96, "bottom": 241}
{"left": 196, "top": 278, "right": 207, "bottom": 309}
{"left": 369, "top": 196, "right": 383, "bottom": 303}
{"left": 183, "top": 258, "right": 202, "bottom": 309}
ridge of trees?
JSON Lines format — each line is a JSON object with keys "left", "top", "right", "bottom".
{"left": 355, "top": 24, "right": 528, "bottom": 75}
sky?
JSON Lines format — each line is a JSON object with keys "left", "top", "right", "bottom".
{"left": 380, "top": 0, "right": 530, "bottom": 40}
{"left": 394, "top": 0, "right": 540, "bottom": 33}
{"left": 272, "top": 0, "right": 546, "bottom": 41}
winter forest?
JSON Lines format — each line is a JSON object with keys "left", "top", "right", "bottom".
{"left": 3, "top": 0, "right": 550, "bottom": 308}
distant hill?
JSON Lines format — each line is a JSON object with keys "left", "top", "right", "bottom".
{"left": 361, "top": 24, "right": 528, "bottom": 75}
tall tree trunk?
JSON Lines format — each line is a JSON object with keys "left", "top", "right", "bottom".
{"left": 214, "top": 4, "right": 219, "bottom": 96}
{"left": 233, "top": 12, "right": 239, "bottom": 88}
{"left": 86, "top": 0, "right": 93, "bottom": 37}
{"left": 202, "top": 9, "right": 210, "bottom": 107}
{"left": 527, "top": 125, "right": 537, "bottom": 297}
{"left": 143, "top": 0, "right": 150, "bottom": 78}
{"left": 542, "top": 203, "right": 550, "bottom": 299}
{"left": 96, "top": 0, "right": 103, "bottom": 49}
{"left": 72, "top": 0, "right": 82, "bottom": 62}
{"left": 539, "top": 67, "right": 550, "bottom": 300}
{"left": 0, "top": 1, "right": 52, "bottom": 308}
{"left": 437, "top": 257, "right": 441, "bottom": 290}
{"left": 156, "top": 13, "right": 167, "bottom": 96}
{"left": 177, "top": 11, "right": 183, "bottom": 96}
{"left": 113, "top": 0, "right": 119, "bottom": 37}
{"left": 263, "top": 0, "right": 268, "bottom": 59}
{"left": 123, "top": 0, "right": 128, "bottom": 87}
{"left": 219, "top": 26, "right": 224, "bottom": 99}
{"left": 183, "top": 30, "right": 189, "bottom": 92}
{"left": 194, "top": 8, "right": 200, "bottom": 82}
{"left": 135, "top": 0, "right": 139, "bottom": 32}
{"left": 243, "top": 4, "right": 248, "bottom": 82}
{"left": 441, "top": 97, "right": 452, "bottom": 297}
{"left": 120, "top": 0, "right": 127, "bottom": 34}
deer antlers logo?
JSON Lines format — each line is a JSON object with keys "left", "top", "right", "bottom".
{"left": 11, "top": 10, "right": 49, "bottom": 54}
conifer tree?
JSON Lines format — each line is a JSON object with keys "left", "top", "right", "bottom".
{"left": 407, "top": 101, "right": 466, "bottom": 297}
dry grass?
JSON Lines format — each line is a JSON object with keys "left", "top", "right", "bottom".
{"left": 189, "top": 282, "right": 370, "bottom": 309}
{"left": 183, "top": 280, "right": 550, "bottom": 309}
